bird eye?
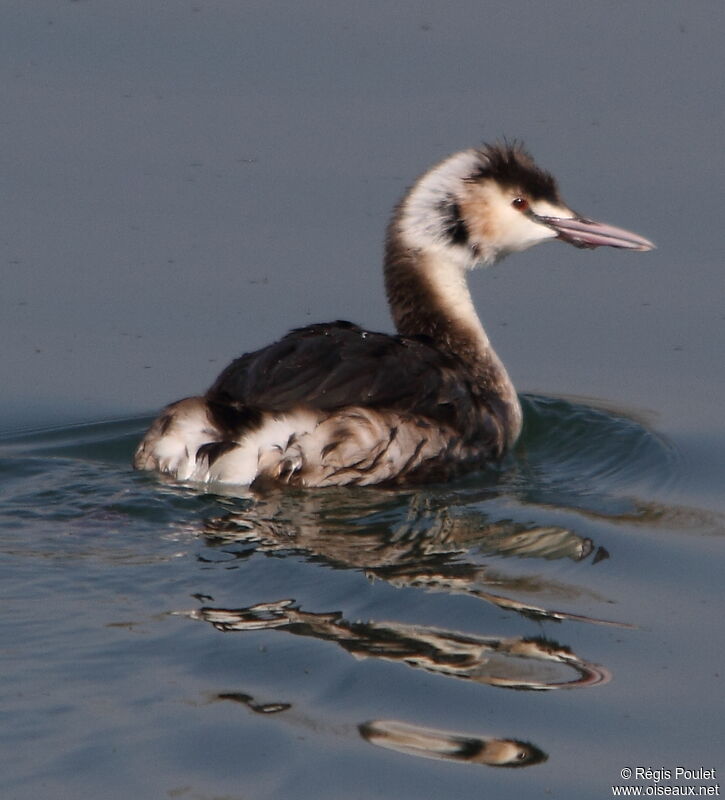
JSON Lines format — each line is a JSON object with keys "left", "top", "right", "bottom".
{"left": 511, "top": 197, "right": 529, "bottom": 211}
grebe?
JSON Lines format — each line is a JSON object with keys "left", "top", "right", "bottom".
{"left": 134, "top": 143, "right": 654, "bottom": 489}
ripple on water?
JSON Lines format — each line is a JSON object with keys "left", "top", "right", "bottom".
{"left": 1, "top": 397, "right": 718, "bottom": 794}
{"left": 517, "top": 394, "right": 680, "bottom": 491}
{"left": 0, "top": 396, "right": 688, "bottom": 551}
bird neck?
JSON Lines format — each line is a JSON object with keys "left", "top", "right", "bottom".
{"left": 384, "top": 227, "right": 522, "bottom": 443}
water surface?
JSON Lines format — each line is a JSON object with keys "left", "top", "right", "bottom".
{"left": 3, "top": 395, "right": 723, "bottom": 799}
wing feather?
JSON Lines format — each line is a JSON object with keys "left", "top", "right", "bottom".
{"left": 206, "top": 321, "right": 496, "bottom": 445}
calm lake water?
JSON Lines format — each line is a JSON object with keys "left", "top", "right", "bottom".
{"left": 2, "top": 3, "right": 724, "bottom": 799}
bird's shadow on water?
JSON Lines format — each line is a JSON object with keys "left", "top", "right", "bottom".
{"left": 1, "top": 394, "right": 715, "bottom": 768}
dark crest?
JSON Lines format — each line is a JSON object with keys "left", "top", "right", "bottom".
{"left": 472, "top": 141, "right": 562, "bottom": 203}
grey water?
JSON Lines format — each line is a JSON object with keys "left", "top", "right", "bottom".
{"left": 2, "top": 3, "right": 724, "bottom": 799}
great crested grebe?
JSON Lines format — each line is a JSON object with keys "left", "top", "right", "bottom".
{"left": 134, "top": 143, "right": 654, "bottom": 489}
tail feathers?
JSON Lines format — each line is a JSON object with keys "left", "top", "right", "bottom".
{"left": 133, "top": 397, "right": 221, "bottom": 480}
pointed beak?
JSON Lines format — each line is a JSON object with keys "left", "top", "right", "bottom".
{"left": 536, "top": 215, "right": 655, "bottom": 251}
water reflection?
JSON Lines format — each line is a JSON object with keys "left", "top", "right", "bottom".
{"left": 359, "top": 719, "right": 547, "bottom": 767}
{"left": 216, "top": 692, "right": 291, "bottom": 715}
{"left": 200, "top": 489, "right": 624, "bottom": 626}
{"left": 2, "top": 395, "right": 694, "bottom": 772}
{"left": 178, "top": 395, "right": 679, "bottom": 767}
{"left": 193, "top": 395, "right": 682, "bottom": 616}
{"left": 212, "top": 689, "right": 548, "bottom": 768}
{"left": 188, "top": 600, "right": 609, "bottom": 690}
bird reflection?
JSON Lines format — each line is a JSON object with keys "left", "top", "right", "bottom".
{"left": 178, "top": 398, "right": 675, "bottom": 768}
{"left": 213, "top": 689, "right": 548, "bottom": 768}
{"left": 216, "top": 691, "right": 291, "bottom": 714}
{"left": 359, "top": 719, "right": 547, "bottom": 767}
{"left": 186, "top": 599, "right": 610, "bottom": 690}
{"left": 200, "top": 487, "right": 625, "bottom": 627}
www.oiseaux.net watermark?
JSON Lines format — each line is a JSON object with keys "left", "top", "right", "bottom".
{"left": 611, "top": 767, "right": 719, "bottom": 796}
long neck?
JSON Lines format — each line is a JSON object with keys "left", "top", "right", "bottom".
{"left": 384, "top": 219, "right": 522, "bottom": 443}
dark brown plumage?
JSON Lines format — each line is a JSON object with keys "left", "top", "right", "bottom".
{"left": 207, "top": 320, "right": 507, "bottom": 464}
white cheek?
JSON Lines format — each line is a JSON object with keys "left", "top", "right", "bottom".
{"left": 499, "top": 212, "right": 558, "bottom": 253}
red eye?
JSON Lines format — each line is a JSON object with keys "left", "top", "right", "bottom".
{"left": 512, "top": 197, "right": 529, "bottom": 211}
